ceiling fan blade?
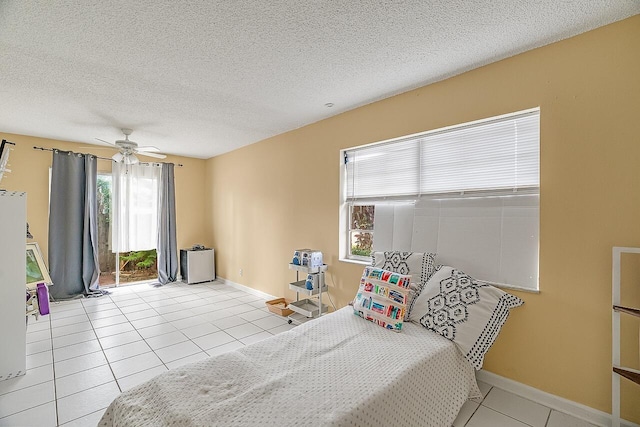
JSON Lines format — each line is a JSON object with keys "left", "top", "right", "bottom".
{"left": 136, "top": 146, "right": 160, "bottom": 152}
{"left": 136, "top": 151, "right": 166, "bottom": 159}
{"left": 79, "top": 146, "right": 114, "bottom": 150}
{"left": 95, "top": 138, "right": 117, "bottom": 146}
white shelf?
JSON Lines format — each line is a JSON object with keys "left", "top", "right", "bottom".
{"left": 289, "top": 299, "right": 327, "bottom": 318}
{"left": 613, "top": 366, "right": 640, "bottom": 386}
{"left": 287, "top": 260, "right": 329, "bottom": 326}
{"left": 289, "top": 280, "right": 328, "bottom": 296}
{"left": 287, "top": 312, "right": 314, "bottom": 326}
{"left": 611, "top": 246, "right": 640, "bottom": 427}
{"left": 288, "top": 263, "right": 328, "bottom": 274}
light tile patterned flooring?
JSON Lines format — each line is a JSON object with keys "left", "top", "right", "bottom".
{"left": 0, "top": 280, "right": 595, "bottom": 427}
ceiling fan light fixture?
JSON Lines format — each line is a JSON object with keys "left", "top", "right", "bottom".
{"left": 99, "top": 129, "right": 167, "bottom": 162}
{"left": 125, "top": 153, "right": 139, "bottom": 165}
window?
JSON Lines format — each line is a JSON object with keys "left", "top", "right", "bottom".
{"left": 340, "top": 108, "right": 540, "bottom": 291}
{"left": 349, "top": 205, "right": 375, "bottom": 259}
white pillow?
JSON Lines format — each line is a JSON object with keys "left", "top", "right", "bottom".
{"left": 409, "top": 265, "right": 524, "bottom": 369}
{"left": 371, "top": 251, "right": 436, "bottom": 319}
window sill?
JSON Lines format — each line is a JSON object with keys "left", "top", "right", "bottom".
{"left": 339, "top": 258, "right": 371, "bottom": 266}
{"left": 480, "top": 280, "right": 540, "bottom": 294}
{"left": 496, "top": 285, "right": 540, "bottom": 294}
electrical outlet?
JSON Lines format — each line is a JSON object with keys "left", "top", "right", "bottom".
{"left": 239, "top": 268, "right": 243, "bottom": 276}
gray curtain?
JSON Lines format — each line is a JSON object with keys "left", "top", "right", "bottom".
{"left": 48, "top": 150, "right": 100, "bottom": 299}
{"left": 157, "top": 163, "right": 178, "bottom": 284}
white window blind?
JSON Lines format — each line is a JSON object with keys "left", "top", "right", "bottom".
{"left": 345, "top": 138, "right": 420, "bottom": 199}
{"left": 345, "top": 109, "right": 539, "bottom": 201}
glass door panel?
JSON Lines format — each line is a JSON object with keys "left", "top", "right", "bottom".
{"left": 97, "top": 174, "right": 116, "bottom": 287}
{"left": 98, "top": 172, "right": 159, "bottom": 287}
{"left": 118, "top": 250, "right": 158, "bottom": 283}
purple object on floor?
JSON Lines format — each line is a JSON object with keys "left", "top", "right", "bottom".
{"left": 36, "top": 282, "right": 49, "bottom": 315}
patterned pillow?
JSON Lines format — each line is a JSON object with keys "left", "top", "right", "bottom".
{"left": 408, "top": 265, "right": 524, "bottom": 369}
{"left": 352, "top": 267, "right": 412, "bottom": 332}
{"left": 371, "top": 251, "right": 436, "bottom": 319}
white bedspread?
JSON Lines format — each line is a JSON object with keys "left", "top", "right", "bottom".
{"left": 100, "top": 307, "right": 480, "bottom": 427}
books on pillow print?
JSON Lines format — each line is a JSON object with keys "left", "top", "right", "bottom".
{"left": 353, "top": 267, "right": 411, "bottom": 332}
{"left": 363, "top": 266, "right": 411, "bottom": 288}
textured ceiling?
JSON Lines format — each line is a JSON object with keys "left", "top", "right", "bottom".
{"left": 0, "top": 1, "right": 638, "bottom": 159}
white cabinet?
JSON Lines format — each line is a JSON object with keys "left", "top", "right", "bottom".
{"left": 611, "top": 247, "right": 640, "bottom": 427}
{"left": 287, "top": 263, "right": 328, "bottom": 325}
{"left": 0, "top": 191, "right": 26, "bottom": 381}
{"left": 180, "top": 248, "right": 215, "bottom": 284}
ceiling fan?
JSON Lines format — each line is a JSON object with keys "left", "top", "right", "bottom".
{"left": 95, "top": 128, "right": 166, "bottom": 164}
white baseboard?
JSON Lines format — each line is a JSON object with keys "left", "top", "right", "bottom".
{"left": 476, "top": 370, "right": 640, "bottom": 427}
{"left": 216, "top": 276, "right": 277, "bottom": 301}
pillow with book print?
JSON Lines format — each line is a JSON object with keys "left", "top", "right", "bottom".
{"left": 371, "top": 251, "right": 436, "bottom": 320}
{"left": 408, "top": 265, "right": 524, "bottom": 369}
{"left": 352, "top": 266, "right": 412, "bottom": 332}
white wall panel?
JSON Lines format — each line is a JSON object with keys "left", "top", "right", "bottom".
{"left": 392, "top": 204, "right": 414, "bottom": 251}
{"left": 398, "top": 195, "right": 538, "bottom": 290}
{"left": 373, "top": 204, "right": 414, "bottom": 251}
{"left": 372, "top": 205, "right": 394, "bottom": 251}
{"left": 499, "top": 198, "right": 539, "bottom": 287}
{"left": 436, "top": 199, "right": 503, "bottom": 282}
{"left": 412, "top": 203, "right": 440, "bottom": 253}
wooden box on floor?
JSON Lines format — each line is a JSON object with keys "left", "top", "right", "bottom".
{"left": 266, "top": 298, "right": 294, "bottom": 316}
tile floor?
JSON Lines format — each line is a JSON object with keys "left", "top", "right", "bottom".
{"left": 452, "top": 382, "right": 596, "bottom": 427}
{"left": 0, "top": 280, "right": 595, "bottom": 427}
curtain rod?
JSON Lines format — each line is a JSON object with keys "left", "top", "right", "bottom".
{"left": 32, "top": 146, "right": 183, "bottom": 167}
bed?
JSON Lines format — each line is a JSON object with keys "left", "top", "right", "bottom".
{"left": 100, "top": 307, "right": 480, "bottom": 427}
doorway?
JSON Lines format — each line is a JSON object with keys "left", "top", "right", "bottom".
{"left": 97, "top": 173, "right": 157, "bottom": 287}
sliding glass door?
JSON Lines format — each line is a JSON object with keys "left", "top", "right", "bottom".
{"left": 97, "top": 174, "right": 115, "bottom": 286}
{"left": 97, "top": 171, "right": 158, "bottom": 287}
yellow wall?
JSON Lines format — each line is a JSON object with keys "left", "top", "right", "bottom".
{"left": 206, "top": 16, "right": 640, "bottom": 421}
{"left": 0, "top": 133, "right": 210, "bottom": 263}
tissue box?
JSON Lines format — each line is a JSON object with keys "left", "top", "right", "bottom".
{"left": 292, "top": 249, "right": 323, "bottom": 268}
